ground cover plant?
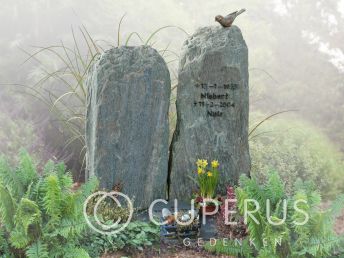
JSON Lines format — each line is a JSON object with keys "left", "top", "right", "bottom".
{"left": 205, "top": 172, "right": 344, "bottom": 257}
{"left": 0, "top": 150, "right": 99, "bottom": 257}
{"left": 80, "top": 221, "right": 160, "bottom": 257}
{"left": 0, "top": 150, "right": 162, "bottom": 258}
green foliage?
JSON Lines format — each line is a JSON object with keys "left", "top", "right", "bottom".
{"left": 25, "top": 241, "right": 49, "bottom": 258}
{"left": 205, "top": 239, "right": 254, "bottom": 258}
{"left": 205, "top": 172, "right": 344, "bottom": 257}
{"left": 0, "top": 227, "right": 11, "bottom": 258}
{"left": 250, "top": 114, "right": 344, "bottom": 199}
{"left": 0, "top": 150, "right": 99, "bottom": 258}
{"left": 80, "top": 221, "right": 160, "bottom": 257}
{"left": 193, "top": 159, "right": 220, "bottom": 198}
{"left": 0, "top": 184, "right": 16, "bottom": 231}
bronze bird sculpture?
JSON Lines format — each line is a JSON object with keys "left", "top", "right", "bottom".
{"left": 215, "top": 9, "right": 246, "bottom": 27}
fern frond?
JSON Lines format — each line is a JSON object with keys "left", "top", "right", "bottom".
{"left": 264, "top": 171, "right": 285, "bottom": 206}
{"left": 204, "top": 238, "right": 253, "bottom": 257}
{"left": 79, "top": 176, "right": 99, "bottom": 199}
{"left": 59, "top": 173, "right": 73, "bottom": 191}
{"left": 47, "top": 242, "right": 91, "bottom": 258}
{"left": 42, "top": 160, "right": 55, "bottom": 175}
{"left": 42, "top": 174, "right": 62, "bottom": 220}
{"left": 9, "top": 230, "right": 30, "bottom": 249}
{"left": 30, "top": 177, "right": 44, "bottom": 202}
{"left": 329, "top": 194, "right": 344, "bottom": 219}
{"left": 239, "top": 174, "right": 266, "bottom": 208}
{"left": 61, "top": 193, "right": 77, "bottom": 217}
{"left": 0, "top": 227, "right": 10, "bottom": 255}
{"left": 299, "top": 235, "right": 342, "bottom": 257}
{"left": 55, "top": 162, "right": 66, "bottom": 178}
{"left": 0, "top": 157, "right": 23, "bottom": 199}
{"left": 236, "top": 185, "right": 266, "bottom": 249}
{"left": 63, "top": 247, "right": 91, "bottom": 258}
{"left": 0, "top": 185, "right": 16, "bottom": 231}
{"left": 24, "top": 182, "right": 34, "bottom": 199}
{"left": 25, "top": 241, "right": 49, "bottom": 258}
{"left": 257, "top": 248, "right": 279, "bottom": 258}
{"left": 14, "top": 198, "right": 41, "bottom": 236}
{"left": 17, "top": 149, "right": 38, "bottom": 189}
{"left": 52, "top": 217, "right": 86, "bottom": 239}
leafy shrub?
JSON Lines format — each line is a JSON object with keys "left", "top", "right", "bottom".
{"left": 80, "top": 221, "right": 160, "bottom": 257}
{"left": 250, "top": 114, "right": 344, "bottom": 199}
{"left": 0, "top": 150, "right": 98, "bottom": 258}
{"left": 205, "top": 172, "right": 344, "bottom": 257}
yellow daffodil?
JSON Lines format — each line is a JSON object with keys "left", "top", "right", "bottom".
{"left": 196, "top": 159, "right": 208, "bottom": 168}
{"left": 211, "top": 160, "right": 219, "bottom": 169}
{"left": 202, "top": 159, "right": 208, "bottom": 168}
{"left": 195, "top": 158, "right": 219, "bottom": 199}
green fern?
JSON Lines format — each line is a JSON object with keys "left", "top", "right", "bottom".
{"left": 205, "top": 238, "right": 254, "bottom": 257}
{"left": 17, "top": 149, "right": 38, "bottom": 189}
{"left": 25, "top": 241, "right": 49, "bottom": 258}
{"left": 42, "top": 160, "right": 55, "bottom": 175}
{"left": 13, "top": 198, "right": 41, "bottom": 241}
{"left": 42, "top": 174, "right": 62, "bottom": 220}
{"left": 0, "top": 227, "right": 10, "bottom": 257}
{"left": 0, "top": 157, "right": 24, "bottom": 199}
{"left": 79, "top": 176, "right": 99, "bottom": 200}
{"left": 59, "top": 172, "right": 74, "bottom": 191}
{"left": 264, "top": 171, "right": 285, "bottom": 205}
{"left": 329, "top": 194, "right": 344, "bottom": 219}
{"left": 63, "top": 247, "right": 90, "bottom": 258}
{"left": 9, "top": 229, "right": 30, "bottom": 249}
{"left": 0, "top": 150, "right": 99, "bottom": 257}
{"left": 206, "top": 172, "right": 344, "bottom": 258}
{"left": 0, "top": 185, "right": 16, "bottom": 231}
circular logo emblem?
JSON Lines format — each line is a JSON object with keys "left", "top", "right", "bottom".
{"left": 83, "top": 191, "right": 134, "bottom": 235}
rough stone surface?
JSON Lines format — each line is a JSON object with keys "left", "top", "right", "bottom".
{"left": 169, "top": 26, "right": 250, "bottom": 200}
{"left": 86, "top": 46, "right": 171, "bottom": 209}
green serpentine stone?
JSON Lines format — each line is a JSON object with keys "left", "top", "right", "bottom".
{"left": 86, "top": 46, "right": 171, "bottom": 209}
{"left": 169, "top": 26, "right": 250, "bottom": 200}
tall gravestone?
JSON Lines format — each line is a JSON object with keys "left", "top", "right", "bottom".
{"left": 169, "top": 26, "right": 250, "bottom": 200}
{"left": 86, "top": 46, "right": 171, "bottom": 209}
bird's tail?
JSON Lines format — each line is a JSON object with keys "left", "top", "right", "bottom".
{"left": 236, "top": 8, "right": 246, "bottom": 17}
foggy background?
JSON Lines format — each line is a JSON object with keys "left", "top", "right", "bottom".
{"left": 1, "top": 0, "right": 344, "bottom": 185}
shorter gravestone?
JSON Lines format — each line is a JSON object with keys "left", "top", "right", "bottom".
{"left": 169, "top": 26, "right": 251, "bottom": 200}
{"left": 86, "top": 46, "right": 171, "bottom": 209}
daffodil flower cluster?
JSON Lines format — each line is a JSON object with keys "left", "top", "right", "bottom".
{"left": 195, "top": 159, "right": 220, "bottom": 198}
